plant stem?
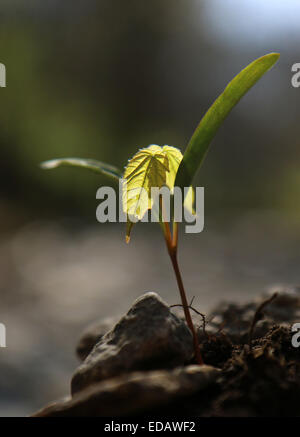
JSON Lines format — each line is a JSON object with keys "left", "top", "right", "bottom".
{"left": 172, "top": 221, "right": 178, "bottom": 249}
{"left": 162, "top": 219, "right": 204, "bottom": 365}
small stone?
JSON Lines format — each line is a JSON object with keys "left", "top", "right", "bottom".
{"left": 33, "top": 365, "right": 219, "bottom": 417}
{"left": 76, "top": 317, "right": 118, "bottom": 361}
{"left": 71, "top": 292, "right": 194, "bottom": 395}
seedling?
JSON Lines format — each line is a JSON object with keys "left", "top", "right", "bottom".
{"left": 41, "top": 53, "right": 280, "bottom": 364}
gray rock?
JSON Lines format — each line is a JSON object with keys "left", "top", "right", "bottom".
{"left": 33, "top": 365, "right": 219, "bottom": 417}
{"left": 76, "top": 317, "right": 119, "bottom": 361}
{"left": 71, "top": 292, "right": 194, "bottom": 395}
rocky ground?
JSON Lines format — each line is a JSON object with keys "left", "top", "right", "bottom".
{"left": 3, "top": 215, "right": 300, "bottom": 416}
{"left": 32, "top": 287, "right": 300, "bottom": 417}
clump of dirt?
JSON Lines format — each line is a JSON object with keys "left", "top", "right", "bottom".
{"left": 208, "top": 326, "right": 300, "bottom": 416}
{"left": 33, "top": 288, "right": 300, "bottom": 417}
{"left": 176, "top": 289, "right": 300, "bottom": 417}
{"left": 200, "top": 333, "right": 233, "bottom": 368}
{"left": 155, "top": 327, "right": 300, "bottom": 417}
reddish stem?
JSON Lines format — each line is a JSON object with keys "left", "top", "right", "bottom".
{"left": 162, "top": 220, "right": 203, "bottom": 365}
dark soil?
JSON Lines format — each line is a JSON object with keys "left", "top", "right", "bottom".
{"left": 162, "top": 291, "right": 300, "bottom": 417}
{"left": 34, "top": 289, "right": 300, "bottom": 417}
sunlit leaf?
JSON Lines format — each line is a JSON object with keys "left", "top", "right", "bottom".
{"left": 162, "top": 145, "right": 195, "bottom": 216}
{"left": 123, "top": 144, "right": 196, "bottom": 242}
{"left": 175, "top": 53, "right": 280, "bottom": 191}
{"left": 40, "top": 157, "right": 122, "bottom": 180}
{"left": 162, "top": 145, "right": 182, "bottom": 188}
{"left": 125, "top": 220, "right": 134, "bottom": 244}
{"left": 123, "top": 145, "right": 169, "bottom": 242}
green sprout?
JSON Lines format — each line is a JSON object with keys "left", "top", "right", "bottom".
{"left": 41, "top": 53, "right": 280, "bottom": 365}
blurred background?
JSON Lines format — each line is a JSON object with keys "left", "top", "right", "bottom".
{"left": 0, "top": 0, "right": 300, "bottom": 416}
